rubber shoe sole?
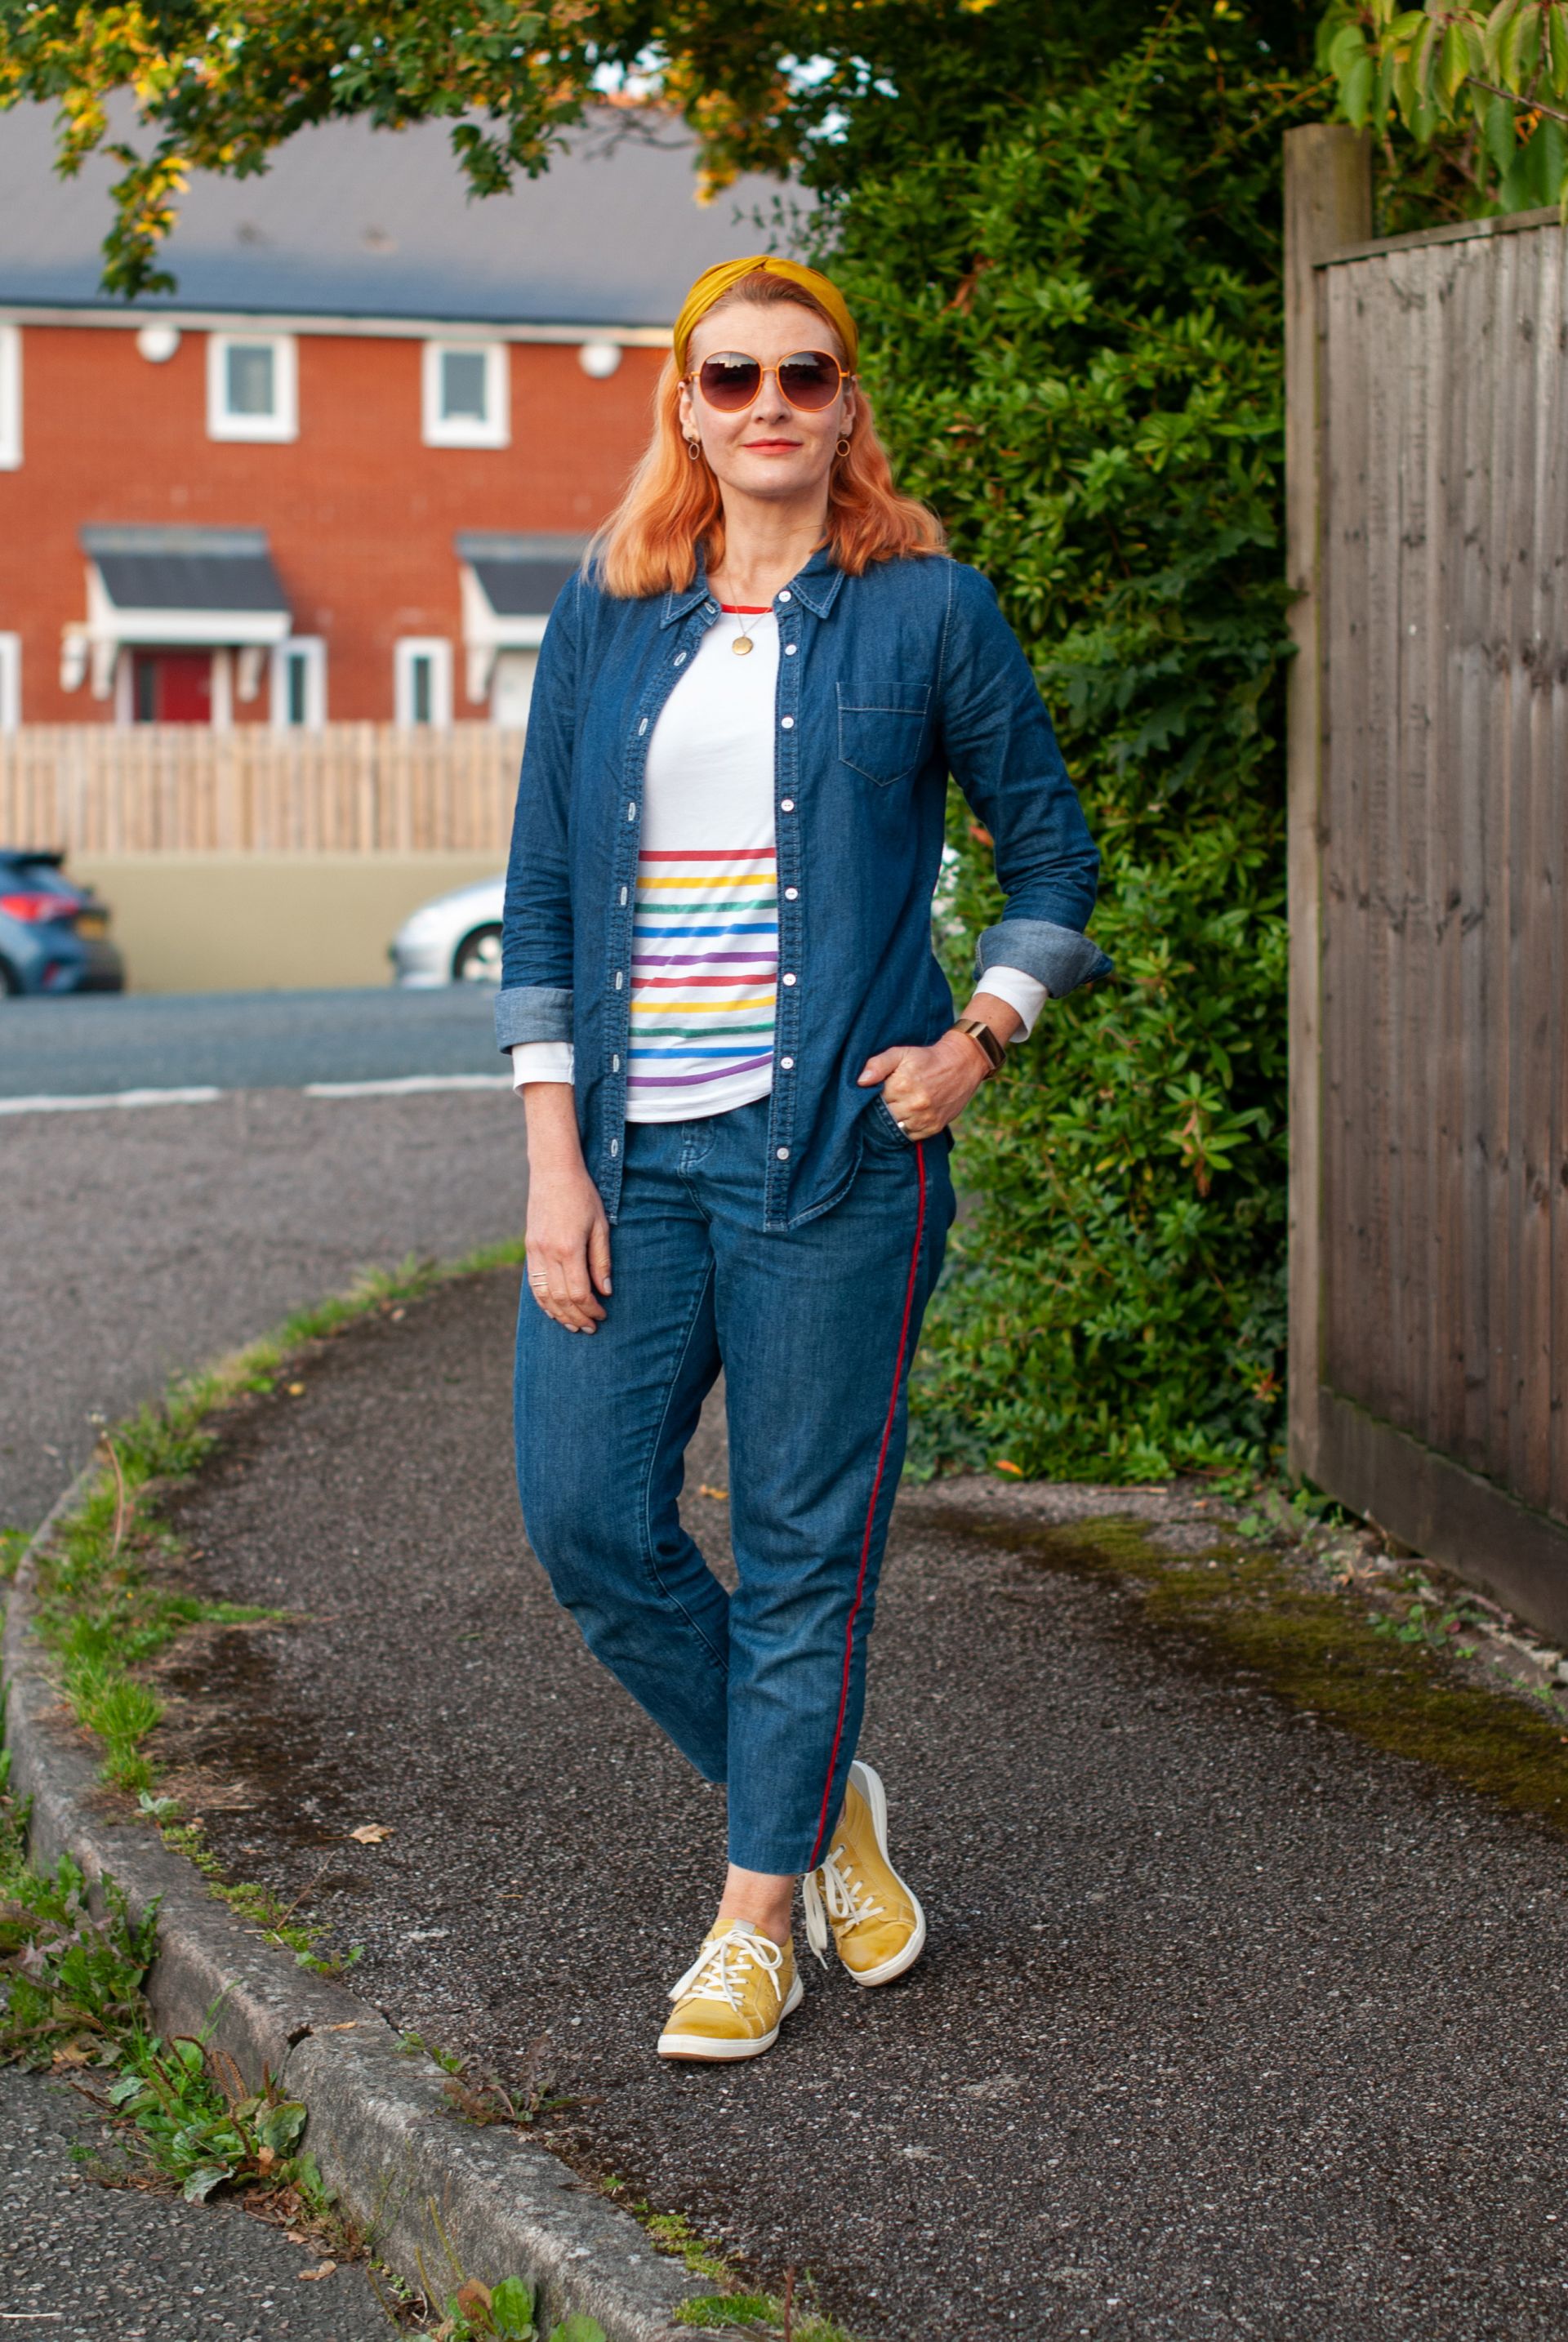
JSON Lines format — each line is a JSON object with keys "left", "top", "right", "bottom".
{"left": 656, "top": 1972, "right": 804, "bottom": 2061}
{"left": 840, "top": 1759, "right": 927, "bottom": 1988}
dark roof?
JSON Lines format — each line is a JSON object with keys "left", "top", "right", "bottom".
{"left": 0, "top": 105, "right": 804, "bottom": 327}
{"left": 456, "top": 532, "right": 588, "bottom": 616}
{"left": 81, "top": 526, "right": 288, "bottom": 613}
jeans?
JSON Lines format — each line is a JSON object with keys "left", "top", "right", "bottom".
{"left": 513, "top": 1094, "right": 956, "bottom": 1875}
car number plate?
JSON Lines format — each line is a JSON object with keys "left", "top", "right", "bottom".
{"left": 75, "top": 912, "right": 108, "bottom": 937}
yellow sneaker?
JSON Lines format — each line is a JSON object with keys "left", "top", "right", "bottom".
{"left": 657, "top": 1920, "right": 804, "bottom": 2061}
{"left": 803, "top": 1760, "right": 926, "bottom": 1988}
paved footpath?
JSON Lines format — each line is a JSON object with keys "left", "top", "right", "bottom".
{"left": 148, "top": 1265, "right": 1568, "bottom": 2342}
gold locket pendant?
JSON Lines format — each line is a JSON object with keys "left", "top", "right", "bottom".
{"left": 731, "top": 634, "right": 755, "bottom": 657}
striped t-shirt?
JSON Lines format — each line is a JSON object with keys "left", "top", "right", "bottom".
{"left": 626, "top": 608, "right": 780, "bottom": 1120}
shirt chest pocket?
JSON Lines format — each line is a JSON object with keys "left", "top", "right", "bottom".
{"left": 836, "top": 683, "right": 931, "bottom": 788}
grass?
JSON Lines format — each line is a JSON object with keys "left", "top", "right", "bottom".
{"left": 14, "top": 1240, "right": 528, "bottom": 1953}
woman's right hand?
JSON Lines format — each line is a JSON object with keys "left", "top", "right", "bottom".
{"left": 522, "top": 1086, "right": 612, "bottom": 1333}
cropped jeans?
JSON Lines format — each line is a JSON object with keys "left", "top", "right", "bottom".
{"left": 513, "top": 1094, "right": 956, "bottom": 1875}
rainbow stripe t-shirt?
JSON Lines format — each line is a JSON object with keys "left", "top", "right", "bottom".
{"left": 626, "top": 608, "right": 781, "bottom": 1120}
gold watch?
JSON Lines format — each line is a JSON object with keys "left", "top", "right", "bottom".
{"left": 953, "top": 1016, "right": 1007, "bottom": 1079}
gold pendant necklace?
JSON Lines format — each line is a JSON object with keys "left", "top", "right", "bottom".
{"left": 721, "top": 603, "right": 769, "bottom": 657}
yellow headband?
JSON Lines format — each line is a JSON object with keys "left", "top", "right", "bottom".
{"left": 673, "top": 256, "right": 858, "bottom": 375}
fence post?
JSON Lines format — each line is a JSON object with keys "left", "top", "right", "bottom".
{"left": 1285, "top": 124, "right": 1371, "bottom": 1484}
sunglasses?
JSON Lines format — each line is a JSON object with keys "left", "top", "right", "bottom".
{"left": 686, "top": 349, "right": 853, "bottom": 414}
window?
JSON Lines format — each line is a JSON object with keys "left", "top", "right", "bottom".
{"left": 0, "top": 633, "right": 19, "bottom": 730}
{"left": 0, "top": 325, "right": 20, "bottom": 469}
{"left": 490, "top": 649, "right": 538, "bottom": 728}
{"left": 270, "top": 638, "right": 327, "bottom": 730}
{"left": 207, "top": 332, "right": 298, "bottom": 443}
{"left": 394, "top": 638, "right": 452, "bottom": 728}
{"left": 421, "top": 340, "right": 509, "bottom": 449}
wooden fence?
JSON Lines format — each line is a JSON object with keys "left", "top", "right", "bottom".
{"left": 0, "top": 724, "right": 523, "bottom": 854}
{"left": 1286, "top": 127, "right": 1568, "bottom": 1641}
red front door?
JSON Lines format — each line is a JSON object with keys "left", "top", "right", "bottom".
{"left": 131, "top": 651, "right": 213, "bottom": 723}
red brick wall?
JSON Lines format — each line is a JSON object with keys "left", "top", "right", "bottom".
{"left": 0, "top": 324, "right": 665, "bottom": 722}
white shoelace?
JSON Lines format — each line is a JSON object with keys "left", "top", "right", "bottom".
{"left": 803, "top": 1840, "right": 886, "bottom": 1968}
{"left": 668, "top": 1921, "right": 786, "bottom": 2012}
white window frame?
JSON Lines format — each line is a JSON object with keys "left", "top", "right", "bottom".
{"left": 207, "top": 332, "right": 298, "bottom": 443}
{"left": 0, "top": 324, "right": 20, "bottom": 470}
{"left": 0, "top": 633, "right": 20, "bottom": 731}
{"left": 394, "top": 637, "right": 452, "bottom": 728}
{"left": 421, "top": 340, "right": 509, "bottom": 449}
{"left": 270, "top": 637, "right": 327, "bottom": 730}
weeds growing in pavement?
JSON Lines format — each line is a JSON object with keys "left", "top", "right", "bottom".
{"left": 0, "top": 1733, "right": 358, "bottom": 2260}
{"left": 394, "top": 2198, "right": 606, "bottom": 2340}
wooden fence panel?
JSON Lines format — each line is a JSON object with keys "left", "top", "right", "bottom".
{"left": 1289, "top": 125, "right": 1568, "bottom": 1641}
{"left": 0, "top": 724, "right": 524, "bottom": 856}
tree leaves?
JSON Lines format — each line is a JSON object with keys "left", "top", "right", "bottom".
{"left": 1319, "top": 0, "right": 1568, "bottom": 217}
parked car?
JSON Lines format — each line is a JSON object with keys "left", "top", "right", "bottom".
{"left": 390, "top": 874, "right": 505, "bottom": 987}
{"left": 0, "top": 849, "right": 124, "bottom": 996}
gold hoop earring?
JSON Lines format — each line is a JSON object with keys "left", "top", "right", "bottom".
{"left": 686, "top": 438, "right": 702, "bottom": 462}
{"left": 835, "top": 434, "right": 852, "bottom": 458}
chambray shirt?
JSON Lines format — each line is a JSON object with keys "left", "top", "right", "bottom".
{"left": 494, "top": 545, "right": 1110, "bottom": 1233}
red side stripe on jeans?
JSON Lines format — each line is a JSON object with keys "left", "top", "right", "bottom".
{"left": 806, "top": 1140, "right": 929, "bottom": 1872}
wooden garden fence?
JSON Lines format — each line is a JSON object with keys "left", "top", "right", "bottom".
{"left": 1286, "top": 127, "right": 1568, "bottom": 1640}
{"left": 0, "top": 724, "right": 523, "bottom": 855}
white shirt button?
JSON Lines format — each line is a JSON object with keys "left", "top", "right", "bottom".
{"left": 785, "top": 642, "right": 798, "bottom": 655}
{"left": 619, "top": 885, "right": 628, "bottom": 905}
{"left": 610, "top": 1138, "right": 619, "bottom": 1157}
{"left": 781, "top": 799, "right": 795, "bottom": 812}
{"left": 781, "top": 715, "right": 795, "bottom": 730}
{"left": 777, "top": 590, "right": 792, "bottom": 603}
{"left": 705, "top": 601, "right": 716, "bottom": 613}
{"left": 782, "top": 972, "right": 796, "bottom": 986}
{"left": 637, "top": 717, "right": 648, "bottom": 736}
{"left": 612, "top": 1053, "right": 621, "bottom": 1071}
{"left": 784, "top": 886, "right": 799, "bottom": 901}
{"left": 776, "top": 1146, "right": 790, "bottom": 1160}
{"left": 614, "top": 971, "right": 624, "bottom": 989}
{"left": 675, "top": 652, "right": 687, "bottom": 665}
{"left": 626, "top": 801, "right": 635, "bottom": 820}
{"left": 781, "top": 1056, "right": 795, "bottom": 1071}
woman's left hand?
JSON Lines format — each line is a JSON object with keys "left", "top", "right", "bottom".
{"left": 857, "top": 1030, "right": 989, "bottom": 1141}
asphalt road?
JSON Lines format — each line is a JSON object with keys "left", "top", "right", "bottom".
{"left": 0, "top": 2064, "right": 392, "bottom": 2339}
{"left": 2, "top": 991, "right": 525, "bottom": 1530}
{"left": 0, "top": 984, "right": 504, "bottom": 1099}
{"left": 154, "top": 1266, "right": 1568, "bottom": 2342}
{"left": 2, "top": 987, "right": 527, "bottom": 2335}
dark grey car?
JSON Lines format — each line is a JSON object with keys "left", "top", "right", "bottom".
{"left": 0, "top": 849, "right": 124, "bottom": 996}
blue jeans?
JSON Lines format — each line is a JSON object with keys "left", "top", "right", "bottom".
{"left": 513, "top": 1095, "right": 956, "bottom": 1875}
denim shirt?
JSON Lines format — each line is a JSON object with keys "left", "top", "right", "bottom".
{"left": 494, "top": 545, "right": 1111, "bottom": 1233}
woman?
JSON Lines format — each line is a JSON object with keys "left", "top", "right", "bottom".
{"left": 497, "top": 254, "right": 1108, "bottom": 2063}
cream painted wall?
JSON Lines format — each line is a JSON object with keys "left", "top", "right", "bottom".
{"left": 72, "top": 853, "right": 505, "bottom": 993}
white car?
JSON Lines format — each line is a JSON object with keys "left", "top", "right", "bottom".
{"left": 389, "top": 874, "right": 506, "bottom": 986}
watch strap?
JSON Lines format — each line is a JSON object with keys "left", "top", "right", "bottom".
{"left": 954, "top": 1016, "right": 1006, "bottom": 1077}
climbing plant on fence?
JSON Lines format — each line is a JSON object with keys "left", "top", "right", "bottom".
{"left": 817, "top": 20, "right": 1317, "bottom": 1480}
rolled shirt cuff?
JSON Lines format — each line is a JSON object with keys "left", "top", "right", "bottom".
{"left": 976, "top": 918, "right": 1113, "bottom": 1000}
{"left": 511, "top": 1040, "right": 576, "bottom": 1092}
{"left": 969, "top": 963, "right": 1048, "bottom": 1040}
{"left": 494, "top": 983, "right": 573, "bottom": 1053}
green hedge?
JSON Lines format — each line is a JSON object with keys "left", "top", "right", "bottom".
{"left": 819, "top": 20, "right": 1315, "bottom": 1479}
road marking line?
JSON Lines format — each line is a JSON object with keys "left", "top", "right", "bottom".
{"left": 0, "top": 1086, "right": 224, "bottom": 1115}
{"left": 0, "top": 1074, "right": 514, "bottom": 1115}
{"left": 302, "top": 1074, "right": 514, "bottom": 1098}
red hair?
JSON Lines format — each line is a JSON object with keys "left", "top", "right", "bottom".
{"left": 590, "top": 272, "right": 944, "bottom": 599}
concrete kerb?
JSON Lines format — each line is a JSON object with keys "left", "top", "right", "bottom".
{"left": 2, "top": 1482, "right": 709, "bottom": 2342}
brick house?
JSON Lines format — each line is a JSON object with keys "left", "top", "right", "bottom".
{"left": 0, "top": 106, "right": 795, "bottom": 732}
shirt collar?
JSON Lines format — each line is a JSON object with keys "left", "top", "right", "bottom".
{"left": 659, "top": 542, "right": 845, "bottom": 630}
